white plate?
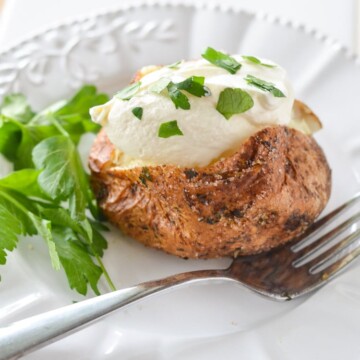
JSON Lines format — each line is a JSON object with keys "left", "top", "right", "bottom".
{"left": 1, "top": 1, "right": 360, "bottom": 359}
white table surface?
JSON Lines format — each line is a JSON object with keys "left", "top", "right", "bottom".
{"left": 0, "top": 0, "right": 358, "bottom": 53}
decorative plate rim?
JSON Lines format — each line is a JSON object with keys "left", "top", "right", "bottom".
{"left": 0, "top": 0, "right": 359, "bottom": 66}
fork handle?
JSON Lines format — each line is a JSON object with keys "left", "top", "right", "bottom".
{"left": 0, "top": 269, "right": 227, "bottom": 360}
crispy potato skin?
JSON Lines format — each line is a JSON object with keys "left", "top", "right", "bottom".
{"left": 89, "top": 126, "right": 331, "bottom": 258}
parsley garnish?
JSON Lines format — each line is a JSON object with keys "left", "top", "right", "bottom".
{"left": 202, "top": 47, "right": 241, "bottom": 74}
{"left": 158, "top": 120, "right": 183, "bottom": 138}
{"left": 167, "top": 83, "right": 190, "bottom": 110}
{"left": 149, "top": 78, "right": 171, "bottom": 93}
{"left": 216, "top": 88, "right": 254, "bottom": 119}
{"left": 0, "top": 86, "right": 116, "bottom": 295}
{"left": 175, "top": 76, "right": 211, "bottom": 97}
{"left": 245, "top": 75, "right": 285, "bottom": 97}
{"left": 0, "top": 94, "right": 35, "bottom": 123}
{"left": 116, "top": 82, "right": 141, "bottom": 100}
{"left": 150, "top": 76, "right": 210, "bottom": 110}
{"left": 242, "top": 55, "right": 275, "bottom": 68}
{"left": 132, "top": 107, "right": 143, "bottom": 120}
{"left": 167, "top": 60, "right": 182, "bottom": 69}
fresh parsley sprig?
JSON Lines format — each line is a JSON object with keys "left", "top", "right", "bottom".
{"left": 0, "top": 86, "right": 116, "bottom": 295}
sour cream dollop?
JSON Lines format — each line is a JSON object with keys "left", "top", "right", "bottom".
{"left": 90, "top": 55, "right": 295, "bottom": 167}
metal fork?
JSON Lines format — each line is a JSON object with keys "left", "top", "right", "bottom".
{"left": 1, "top": 193, "right": 360, "bottom": 360}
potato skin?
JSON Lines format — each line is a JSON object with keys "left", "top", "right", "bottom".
{"left": 89, "top": 126, "right": 331, "bottom": 259}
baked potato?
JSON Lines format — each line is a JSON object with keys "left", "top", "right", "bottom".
{"left": 89, "top": 117, "right": 331, "bottom": 259}
{"left": 89, "top": 51, "right": 331, "bottom": 259}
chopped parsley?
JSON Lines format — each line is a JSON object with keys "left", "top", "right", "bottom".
{"left": 149, "top": 78, "right": 171, "bottom": 93}
{"left": 167, "top": 60, "right": 182, "bottom": 69}
{"left": 216, "top": 88, "right": 254, "bottom": 119}
{"left": 132, "top": 107, "right": 143, "bottom": 120}
{"left": 150, "top": 76, "right": 210, "bottom": 110}
{"left": 202, "top": 47, "right": 241, "bottom": 74}
{"left": 245, "top": 75, "right": 285, "bottom": 98}
{"left": 158, "top": 120, "right": 183, "bottom": 138}
{"left": 242, "top": 55, "right": 275, "bottom": 68}
{"left": 167, "top": 83, "right": 190, "bottom": 110}
{"left": 116, "top": 82, "right": 141, "bottom": 100}
{"left": 175, "top": 76, "right": 211, "bottom": 97}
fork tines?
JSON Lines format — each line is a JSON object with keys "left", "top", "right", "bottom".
{"left": 292, "top": 192, "right": 360, "bottom": 280}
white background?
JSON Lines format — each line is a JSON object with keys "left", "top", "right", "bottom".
{"left": 0, "top": 0, "right": 359, "bottom": 53}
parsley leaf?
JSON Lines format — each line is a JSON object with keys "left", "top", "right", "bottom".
{"left": 148, "top": 78, "right": 171, "bottom": 93}
{"left": 216, "top": 88, "right": 254, "bottom": 119}
{"left": 32, "top": 136, "right": 89, "bottom": 221}
{"left": 52, "top": 226, "right": 102, "bottom": 295}
{"left": 0, "top": 189, "right": 34, "bottom": 265}
{"left": 132, "top": 107, "right": 143, "bottom": 120}
{"left": 158, "top": 120, "right": 183, "bottom": 138}
{"left": 87, "top": 222, "right": 108, "bottom": 257}
{"left": 38, "top": 206, "right": 86, "bottom": 237}
{"left": 0, "top": 118, "right": 40, "bottom": 169}
{"left": 38, "top": 206, "right": 108, "bottom": 274}
{"left": 245, "top": 75, "right": 285, "bottom": 98}
{"left": 242, "top": 56, "right": 275, "bottom": 68}
{"left": 116, "top": 82, "right": 141, "bottom": 100}
{"left": 15, "top": 125, "right": 41, "bottom": 169}
{"left": 202, "top": 47, "right": 241, "bottom": 74}
{"left": 167, "top": 60, "right": 182, "bottom": 69}
{"left": 54, "top": 85, "right": 108, "bottom": 119}
{"left": 31, "top": 215, "right": 61, "bottom": 270}
{"left": 151, "top": 77, "right": 210, "bottom": 110}
{"left": 175, "top": 76, "right": 211, "bottom": 97}
{"left": 167, "top": 83, "right": 190, "bottom": 110}
{"left": 0, "top": 169, "right": 48, "bottom": 199}
{"left": 0, "top": 94, "right": 35, "bottom": 123}
{"left": 0, "top": 119, "right": 21, "bottom": 161}
{"left": 0, "top": 187, "right": 60, "bottom": 269}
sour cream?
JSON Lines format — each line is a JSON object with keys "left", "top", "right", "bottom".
{"left": 91, "top": 55, "right": 295, "bottom": 167}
